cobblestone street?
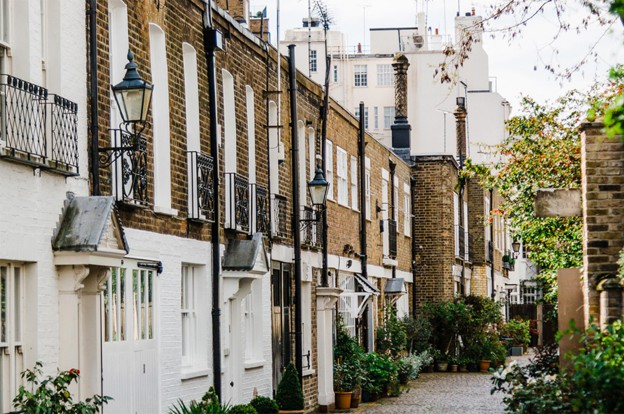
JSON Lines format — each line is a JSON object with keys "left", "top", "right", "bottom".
{"left": 353, "top": 354, "right": 530, "bottom": 414}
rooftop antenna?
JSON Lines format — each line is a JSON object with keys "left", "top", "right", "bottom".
{"left": 362, "top": 5, "right": 370, "bottom": 51}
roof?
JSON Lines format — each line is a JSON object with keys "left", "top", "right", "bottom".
{"left": 222, "top": 233, "right": 268, "bottom": 272}
{"left": 52, "top": 194, "right": 129, "bottom": 253}
{"left": 354, "top": 273, "right": 380, "bottom": 294}
{"left": 384, "top": 278, "right": 406, "bottom": 295}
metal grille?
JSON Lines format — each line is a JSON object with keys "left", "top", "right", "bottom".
{"left": 109, "top": 129, "right": 148, "bottom": 206}
{"left": 0, "top": 75, "right": 79, "bottom": 175}
{"left": 254, "top": 184, "right": 270, "bottom": 234}
{"left": 225, "top": 172, "right": 250, "bottom": 233}
{"left": 273, "top": 194, "right": 289, "bottom": 239}
{"left": 388, "top": 218, "right": 397, "bottom": 257}
{"left": 187, "top": 151, "right": 215, "bottom": 222}
{"left": 1, "top": 75, "right": 47, "bottom": 162}
{"left": 49, "top": 94, "right": 79, "bottom": 174}
{"left": 301, "top": 206, "right": 321, "bottom": 248}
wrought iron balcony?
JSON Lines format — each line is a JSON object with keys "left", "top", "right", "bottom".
{"left": 301, "top": 206, "right": 321, "bottom": 248}
{"left": 187, "top": 151, "right": 215, "bottom": 222}
{"left": 0, "top": 75, "right": 79, "bottom": 175}
{"left": 106, "top": 128, "right": 148, "bottom": 206}
{"left": 252, "top": 184, "right": 270, "bottom": 234}
{"left": 225, "top": 172, "right": 250, "bottom": 233}
{"left": 388, "top": 218, "right": 397, "bottom": 258}
{"left": 272, "top": 194, "right": 289, "bottom": 239}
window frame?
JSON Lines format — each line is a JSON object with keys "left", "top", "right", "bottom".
{"left": 354, "top": 64, "right": 368, "bottom": 87}
{"left": 377, "top": 64, "right": 393, "bottom": 86}
{"left": 309, "top": 49, "right": 317, "bottom": 73}
{"left": 336, "top": 146, "right": 349, "bottom": 207}
{"left": 383, "top": 106, "right": 395, "bottom": 129}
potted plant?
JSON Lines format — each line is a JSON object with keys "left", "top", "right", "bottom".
{"left": 275, "top": 363, "right": 304, "bottom": 414}
{"left": 458, "top": 356, "right": 470, "bottom": 373}
{"left": 435, "top": 351, "right": 449, "bottom": 372}
{"left": 449, "top": 355, "right": 459, "bottom": 372}
{"left": 333, "top": 360, "right": 354, "bottom": 409}
{"left": 250, "top": 395, "right": 279, "bottom": 414}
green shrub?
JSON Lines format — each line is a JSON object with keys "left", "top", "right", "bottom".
{"left": 169, "top": 387, "right": 232, "bottom": 414}
{"left": 229, "top": 404, "right": 257, "bottom": 414}
{"left": 361, "top": 352, "right": 398, "bottom": 396}
{"left": 501, "top": 318, "right": 531, "bottom": 348}
{"left": 333, "top": 360, "right": 356, "bottom": 391}
{"left": 376, "top": 307, "right": 407, "bottom": 357}
{"left": 401, "top": 314, "right": 432, "bottom": 354}
{"left": 275, "top": 363, "right": 304, "bottom": 410}
{"left": 13, "top": 362, "right": 111, "bottom": 414}
{"left": 249, "top": 396, "right": 278, "bottom": 414}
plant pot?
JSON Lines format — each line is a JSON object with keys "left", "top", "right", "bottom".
{"left": 426, "top": 363, "right": 434, "bottom": 373}
{"left": 335, "top": 391, "right": 352, "bottom": 410}
{"left": 479, "top": 360, "right": 491, "bottom": 372}
{"left": 351, "top": 386, "right": 361, "bottom": 408}
{"left": 459, "top": 364, "right": 469, "bottom": 372}
{"left": 350, "top": 395, "right": 360, "bottom": 408}
{"left": 450, "top": 364, "right": 458, "bottom": 372}
{"left": 436, "top": 361, "right": 448, "bottom": 372}
{"left": 362, "top": 390, "right": 379, "bottom": 402}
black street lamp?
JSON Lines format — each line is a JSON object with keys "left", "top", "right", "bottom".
{"left": 308, "top": 165, "right": 329, "bottom": 208}
{"left": 112, "top": 50, "right": 154, "bottom": 125}
{"left": 512, "top": 239, "right": 521, "bottom": 258}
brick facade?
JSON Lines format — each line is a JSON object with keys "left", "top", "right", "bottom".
{"left": 581, "top": 122, "right": 624, "bottom": 326}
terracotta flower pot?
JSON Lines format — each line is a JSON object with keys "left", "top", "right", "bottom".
{"left": 436, "top": 361, "right": 448, "bottom": 372}
{"left": 479, "top": 360, "right": 491, "bottom": 372}
{"left": 450, "top": 364, "right": 458, "bottom": 372}
{"left": 335, "top": 391, "right": 352, "bottom": 410}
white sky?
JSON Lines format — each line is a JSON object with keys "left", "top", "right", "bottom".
{"left": 251, "top": 0, "right": 624, "bottom": 115}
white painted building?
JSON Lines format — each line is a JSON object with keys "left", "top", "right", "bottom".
{"left": 0, "top": 0, "right": 98, "bottom": 410}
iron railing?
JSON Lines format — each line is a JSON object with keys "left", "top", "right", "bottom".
{"left": 253, "top": 184, "right": 270, "bottom": 234}
{"left": 301, "top": 206, "right": 321, "bottom": 248}
{"left": 225, "top": 172, "right": 250, "bottom": 233}
{"left": 187, "top": 151, "right": 215, "bottom": 222}
{"left": 108, "top": 128, "right": 148, "bottom": 206}
{"left": 388, "top": 218, "right": 397, "bottom": 258}
{"left": 272, "top": 194, "right": 289, "bottom": 239}
{"left": 0, "top": 74, "right": 78, "bottom": 175}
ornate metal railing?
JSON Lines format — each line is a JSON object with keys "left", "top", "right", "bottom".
{"left": 49, "top": 95, "right": 79, "bottom": 174}
{"left": 253, "top": 184, "right": 270, "bottom": 234}
{"left": 301, "top": 206, "right": 321, "bottom": 248}
{"left": 272, "top": 194, "right": 289, "bottom": 239}
{"left": 225, "top": 172, "right": 250, "bottom": 233}
{"left": 107, "top": 128, "right": 148, "bottom": 206}
{"left": 388, "top": 218, "right": 397, "bottom": 258}
{"left": 0, "top": 75, "right": 79, "bottom": 176}
{"left": 187, "top": 151, "right": 215, "bottom": 222}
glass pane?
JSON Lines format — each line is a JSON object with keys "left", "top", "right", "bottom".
{"left": 13, "top": 267, "right": 20, "bottom": 342}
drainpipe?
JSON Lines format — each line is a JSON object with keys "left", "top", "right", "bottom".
{"left": 410, "top": 176, "right": 417, "bottom": 317}
{"left": 455, "top": 99, "right": 467, "bottom": 295}
{"left": 490, "top": 188, "right": 495, "bottom": 300}
{"left": 89, "top": 0, "right": 99, "bottom": 196}
{"left": 202, "top": 1, "right": 222, "bottom": 401}
{"left": 288, "top": 45, "right": 304, "bottom": 383}
{"left": 358, "top": 102, "right": 367, "bottom": 282}
{"left": 389, "top": 158, "right": 396, "bottom": 281}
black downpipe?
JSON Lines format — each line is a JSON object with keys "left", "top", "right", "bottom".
{"left": 389, "top": 158, "right": 396, "bottom": 281}
{"left": 490, "top": 188, "right": 495, "bottom": 300}
{"left": 459, "top": 184, "right": 465, "bottom": 295}
{"left": 89, "top": 0, "right": 100, "bottom": 196}
{"left": 410, "top": 176, "right": 417, "bottom": 317}
{"left": 202, "top": 3, "right": 222, "bottom": 401}
{"left": 358, "top": 102, "right": 367, "bottom": 282}
{"left": 288, "top": 45, "right": 304, "bottom": 383}
{"left": 320, "top": 55, "right": 331, "bottom": 288}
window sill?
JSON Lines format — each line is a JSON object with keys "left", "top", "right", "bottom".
{"left": 154, "top": 205, "right": 179, "bottom": 216}
{"left": 180, "top": 367, "right": 210, "bottom": 381}
{"left": 244, "top": 359, "right": 266, "bottom": 370}
{"left": 303, "top": 368, "right": 316, "bottom": 377}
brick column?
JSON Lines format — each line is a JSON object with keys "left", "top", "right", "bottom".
{"left": 597, "top": 277, "right": 623, "bottom": 329}
{"left": 581, "top": 121, "right": 624, "bottom": 326}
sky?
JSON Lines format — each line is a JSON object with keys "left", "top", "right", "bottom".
{"left": 250, "top": 0, "right": 624, "bottom": 115}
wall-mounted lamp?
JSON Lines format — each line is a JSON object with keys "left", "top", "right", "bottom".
{"left": 300, "top": 165, "right": 329, "bottom": 229}
{"left": 99, "top": 50, "right": 154, "bottom": 167}
{"left": 512, "top": 239, "right": 521, "bottom": 258}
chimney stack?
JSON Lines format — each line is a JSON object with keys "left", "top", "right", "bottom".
{"left": 454, "top": 97, "right": 467, "bottom": 167}
{"left": 391, "top": 54, "right": 411, "bottom": 149}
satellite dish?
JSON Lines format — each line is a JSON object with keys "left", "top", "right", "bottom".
{"left": 414, "top": 35, "right": 424, "bottom": 49}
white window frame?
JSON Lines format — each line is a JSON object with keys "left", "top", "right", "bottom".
{"left": 373, "top": 107, "right": 379, "bottom": 129}
{"left": 244, "top": 279, "right": 264, "bottom": 364}
{"left": 383, "top": 106, "right": 395, "bottom": 129}
{"left": 336, "top": 147, "right": 348, "bottom": 206}
{"left": 309, "top": 49, "right": 317, "bottom": 73}
{"left": 393, "top": 176, "right": 399, "bottom": 232}
{"left": 463, "top": 200, "right": 469, "bottom": 260}
{"left": 180, "top": 264, "right": 208, "bottom": 376}
{"left": 350, "top": 155, "right": 358, "bottom": 211}
{"left": 381, "top": 169, "right": 389, "bottom": 257}
{"left": 301, "top": 281, "right": 313, "bottom": 375}
{"left": 377, "top": 64, "right": 393, "bottom": 86}
{"left": 326, "top": 140, "right": 334, "bottom": 201}
{"left": 354, "top": 64, "right": 368, "bottom": 87}
{"left": 0, "top": 0, "right": 10, "bottom": 48}
{"left": 0, "top": 263, "right": 24, "bottom": 413}
{"left": 365, "top": 157, "right": 371, "bottom": 220}
{"left": 454, "top": 192, "right": 460, "bottom": 257}
{"left": 403, "top": 183, "right": 410, "bottom": 236}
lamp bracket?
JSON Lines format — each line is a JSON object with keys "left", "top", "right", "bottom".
{"left": 98, "top": 121, "right": 146, "bottom": 168}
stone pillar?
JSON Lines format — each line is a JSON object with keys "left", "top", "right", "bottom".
{"left": 581, "top": 122, "right": 624, "bottom": 326}
{"left": 391, "top": 54, "right": 411, "bottom": 149}
{"left": 315, "top": 287, "right": 341, "bottom": 412}
{"left": 598, "top": 277, "right": 623, "bottom": 329}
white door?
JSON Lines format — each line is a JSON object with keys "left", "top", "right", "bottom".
{"left": 103, "top": 264, "right": 158, "bottom": 414}
{"left": 0, "top": 263, "right": 24, "bottom": 413}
